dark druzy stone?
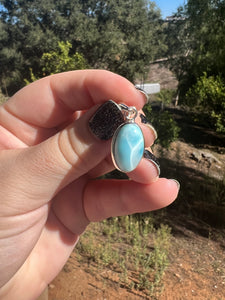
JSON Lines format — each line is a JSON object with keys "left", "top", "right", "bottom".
{"left": 89, "top": 100, "right": 124, "bottom": 140}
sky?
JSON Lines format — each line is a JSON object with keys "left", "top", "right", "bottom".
{"left": 153, "top": 0, "right": 186, "bottom": 18}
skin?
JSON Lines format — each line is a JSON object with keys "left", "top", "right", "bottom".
{"left": 0, "top": 70, "right": 179, "bottom": 299}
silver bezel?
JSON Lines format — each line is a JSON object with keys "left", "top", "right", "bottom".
{"left": 111, "top": 123, "right": 126, "bottom": 172}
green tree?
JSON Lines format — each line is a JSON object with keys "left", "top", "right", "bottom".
{"left": 0, "top": 0, "right": 165, "bottom": 94}
{"left": 165, "top": 0, "right": 225, "bottom": 101}
{"left": 25, "top": 41, "right": 88, "bottom": 84}
{"left": 186, "top": 73, "right": 225, "bottom": 133}
{"left": 0, "top": 0, "right": 61, "bottom": 93}
{"left": 41, "top": 41, "right": 88, "bottom": 75}
{"left": 143, "top": 103, "right": 180, "bottom": 148}
{"left": 80, "top": 0, "right": 164, "bottom": 81}
{"left": 0, "top": 16, "right": 23, "bottom": 94}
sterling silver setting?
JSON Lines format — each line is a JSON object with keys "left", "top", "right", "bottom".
{"left": 111, "top": 102, "right": 144, "bottom": 173}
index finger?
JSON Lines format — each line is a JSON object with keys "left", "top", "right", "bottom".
{"left": 4, "top": 70, "right": 146, "bottom": 128}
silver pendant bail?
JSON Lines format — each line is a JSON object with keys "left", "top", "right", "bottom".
{"left": 119, "top": 104, "right": 138, "bottom": 123}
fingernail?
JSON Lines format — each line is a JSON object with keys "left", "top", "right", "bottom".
{"left": 170, "top": 179, "right": 180, "bottom": 191}
{"left": 143, "top": 149, "right": 160, "bottom": 176}
{"left": 140, "top": 113, "right": 158, "bottom": 140}
{"left": 89, "top": 100, "right": 124, "bottom": 140}
{"left": 135, "top": 86, "right": 149, "bottom": 103}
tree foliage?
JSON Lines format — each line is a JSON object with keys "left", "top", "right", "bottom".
{"left": 0, "top": 0, "right": 164, "bottom": 94}
{"left": 186, "top": 73, "right": 225, "bottom": 133}
{"left": 24, "top": 41, "right": 88, "bottom": 84}
{"left": 143, "top": 103, "right": 180, "bottom": 148}
{"left": 165, "top": 0, "right": 225, "bottom": 100}
{"left": 41, "top": 41, "right": 88, "bottom": 76}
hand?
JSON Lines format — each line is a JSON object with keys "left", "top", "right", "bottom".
{"left": 0, "top": 70, "right": 179, "bottom": 299}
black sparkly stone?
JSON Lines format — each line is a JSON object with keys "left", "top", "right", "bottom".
{"left": 89, "top": 100, "right": 124, "bottom": 140}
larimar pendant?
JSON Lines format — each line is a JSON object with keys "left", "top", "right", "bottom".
{"left": 111, "top": 104, "right": 144, "bottom": 173}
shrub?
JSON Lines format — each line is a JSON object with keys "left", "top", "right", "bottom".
{"left": 41, "top": 41, "right": 88, "bottom": 76}
{"left": 144, "top": 104, "right": 180, "bottom": 148}
{"left": 186, "top": 73, "right": 225, "bottom": 133}
{"left": 76, "top": 215, "right": 171, "bottom": 296}
{"left": 25, "top": 41, "right": 88, "bottom": 84}
{"left": 156, "top": 89, "right": 176, "bottom": 109}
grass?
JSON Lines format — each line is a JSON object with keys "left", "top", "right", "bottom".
{"left": 75, "top": 214, "right": 171, "bottom": 297}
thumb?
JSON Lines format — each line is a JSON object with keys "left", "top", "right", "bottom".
{"left": 0, "top": 103, "right": 122, "bottom": 215}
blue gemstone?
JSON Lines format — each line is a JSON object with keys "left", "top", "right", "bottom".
{"left": 112, "top": 123, "right": 144, "bottom": 172}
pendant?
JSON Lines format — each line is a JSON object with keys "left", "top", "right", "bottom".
{"left": 111, "top": 104, "right": 144, "bottom": 173}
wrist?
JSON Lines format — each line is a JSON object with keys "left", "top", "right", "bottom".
{"left": 0, "top": 233, "right": 80, "bottom": 300}
{"left": 0, "top": 261, "right": 46, "bottom": 300}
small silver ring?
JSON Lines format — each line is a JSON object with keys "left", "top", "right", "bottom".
{"left": 119, "top": 104, "right": 137, "bottom": 121}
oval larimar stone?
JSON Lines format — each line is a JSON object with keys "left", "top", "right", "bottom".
{"left": 112, "top": 123, "right": 144, "bottom": 172}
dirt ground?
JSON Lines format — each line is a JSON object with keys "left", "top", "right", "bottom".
{"left": 49, "top": 141, "right": 225, "bottom": 299}
{"left": 48, "top": 212, "right": 225, "bottom": 300}
{"left": 49, "top": 65, "right": 225, "bottom": 300}
{"left": 49, "top": 232, "right": 225, "bottom": 300}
